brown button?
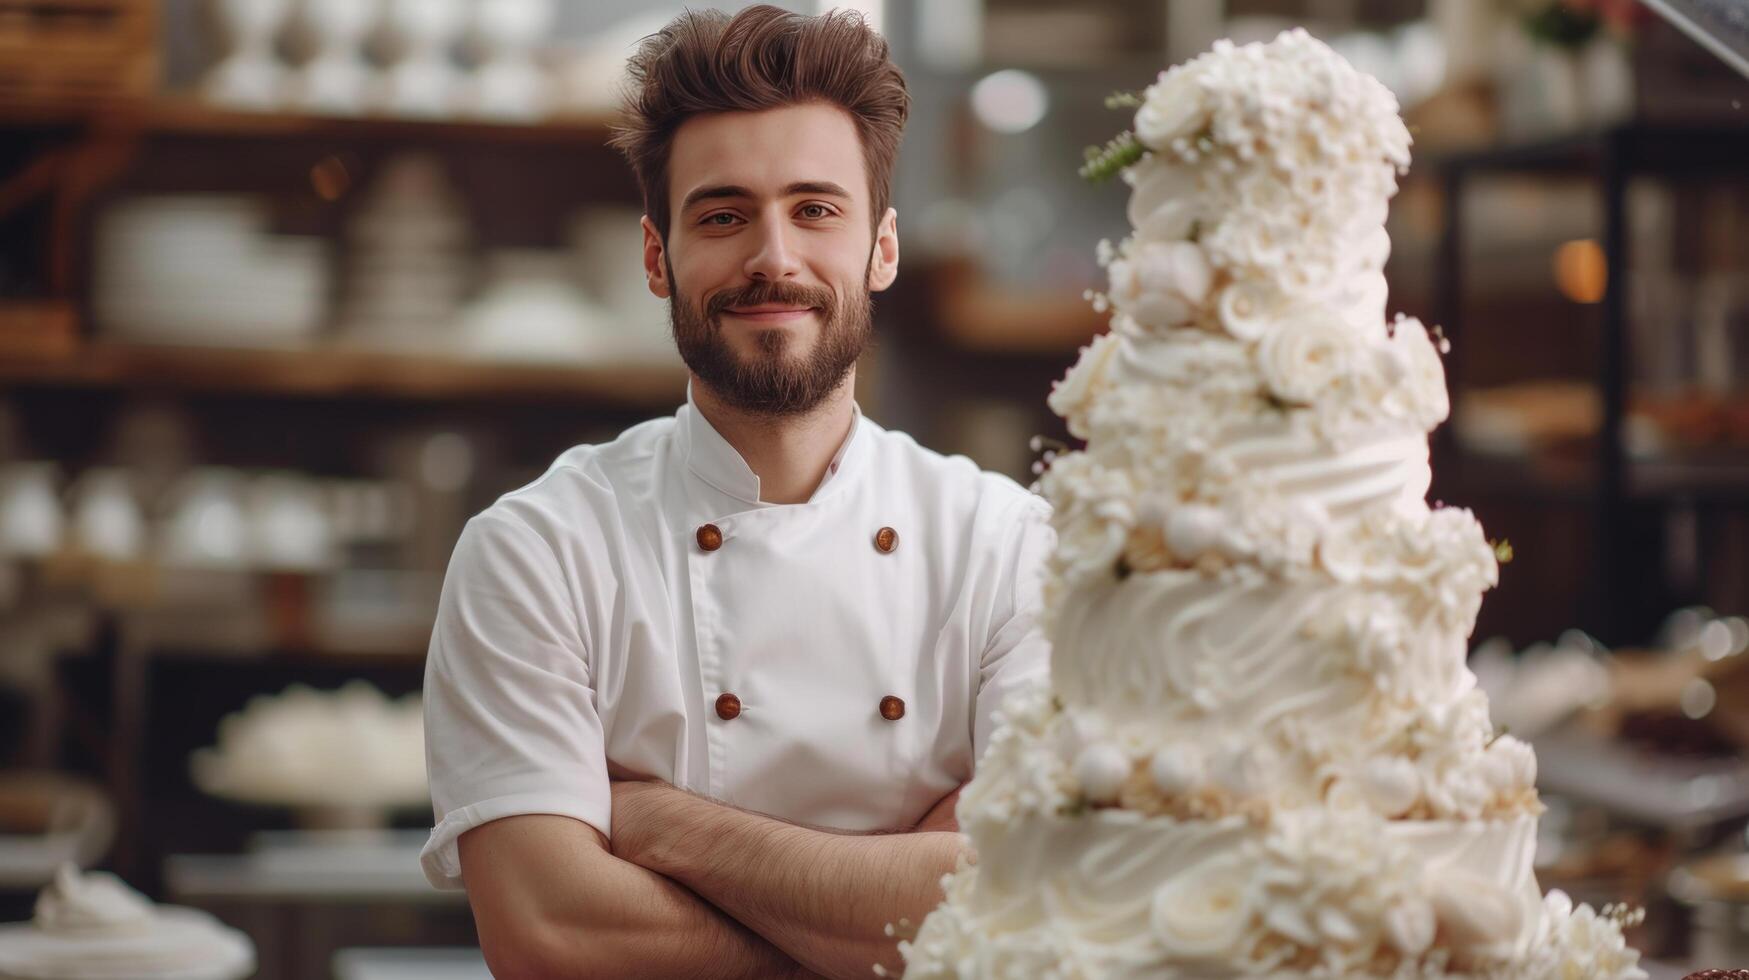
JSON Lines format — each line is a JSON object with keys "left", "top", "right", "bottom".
{"left": 715, "top": 692, "right": 741, "bottom": 720}
{"left": 879, "top": 695, "right": 905, "bottom": 721}
{"left": 874, "top": 526, "right": 898, "bottom": 553}
{"left": 697, "top": 523, "right": 723, "bottom": 552}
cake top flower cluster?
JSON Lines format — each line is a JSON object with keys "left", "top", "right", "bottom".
{"left": 1131, "top": 28, "right": 1410, "bottom": 176}
{"left": 1082, "top": 28, "right": 1414, "bottom": 348}
{"left": 1053, "top": 28, "right": 1446, "bottom": 465}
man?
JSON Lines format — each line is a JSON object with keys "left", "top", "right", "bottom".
{"left": 420, "top": 6, "right": 1053, "bottom": 978}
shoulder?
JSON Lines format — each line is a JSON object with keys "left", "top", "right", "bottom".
{"left": 477, "top": 414, "right": 675, "bottom": 546}
{"left": 860, "top": 419, "right": 1050, "bottom": 525}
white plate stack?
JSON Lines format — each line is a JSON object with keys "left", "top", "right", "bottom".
{"left": 567, "top": 206, "right": 677, "bottom": 363}
{"left": 92, "top": 196, "right": 330, "bottom": 348}
{"left": 336, "top": 154, "right": 471, "bottom": 352}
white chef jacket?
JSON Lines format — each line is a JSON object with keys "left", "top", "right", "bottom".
{"left": 420, "top": 385, "right": 1054, "bottom": 890}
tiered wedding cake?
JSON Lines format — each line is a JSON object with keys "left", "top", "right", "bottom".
{"left": 901, "top": 30, "right": 1645, "bottom": 980}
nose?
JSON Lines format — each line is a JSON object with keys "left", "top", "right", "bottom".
{"left": 742, "top": 214, "right": 803, "bottom": 281}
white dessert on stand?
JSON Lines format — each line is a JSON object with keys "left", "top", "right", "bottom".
{"left": 901, "top": 30, "right": 1645, "bottom": 980}
{"left": 190, "top": 681, "right": 427, "bottom": 829}
{"left": 0, "top": 864, "right": 254, "bottom": 980}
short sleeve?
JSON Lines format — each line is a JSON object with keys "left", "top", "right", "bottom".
{"left": 972, "top": 494, "right": 1055, "bottom": 763}
{"left": 419, "top": 512, "right": 610, "bottom": 891}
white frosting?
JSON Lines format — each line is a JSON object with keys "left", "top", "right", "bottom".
{"left": 968, "top": 678, "right": 1526, "bottom": 830}
{"left": 1384, "top": 898, "right": 1437, "bottom": 958}
{"left": 1107, "top": 28, "right": 1408, "bottom": 345}
{"left": 905, "top": 807, "right": 1551, "bottom": 977}
{"left": 1429, "top": 869, "right": 1525, "bottom": 958}
{"left": 1354, "top": 756, "right": 1422, "bottom": 818}
{"left": 1073, "top": 744, "right": 1133, "bottom": 805}
{"left": 1148, "top": 746, "right": 1203, "bottom": 797}
{"left": 904, "top": 807, "right": 1643, "bottom": 979}
{"left": 1107, "top": 241, "right": 1214, "bottom": 330}
{"left": 1160, "top": 505, "right": 1225, "bottom": 561}
{"left": 908, "top": 27, "right": 1644, "bottom": 980}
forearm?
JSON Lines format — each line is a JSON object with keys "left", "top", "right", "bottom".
{"left": 461, "top": 813, "right": 815, "bottom": 980}
{"left": 614, "top": 786, "right": 964, "bottom": 980}
{"left": 550, "top": 849, "right": 821, "bottom": 980}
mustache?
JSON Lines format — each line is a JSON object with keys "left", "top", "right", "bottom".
{"left": 705, "top": 280, "right": 836, "bottom": 321}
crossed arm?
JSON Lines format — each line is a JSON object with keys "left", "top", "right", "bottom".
{"left": 459, "top": 779, "right": 966, "bottom": 980}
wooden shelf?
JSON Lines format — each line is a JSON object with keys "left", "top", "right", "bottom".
{"left": 132, "top": 642, "right": 429, "bottom": 670}
{"left": 939, "top": 285, "right": 1106, "bottom": 355}
{"left": 925, "top": 258, "right": 1105, "bottom": 356}
{"left": 0, "top": 96, "right": 621, "bottom": 146}
{"left": 0, "top": 342, "right": 689, "bottom": 405}
{"left": 1442, "top": 447, "right": 1749, "bottom": 504}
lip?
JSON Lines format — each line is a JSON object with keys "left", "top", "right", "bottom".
{"left": 722, "top": 307, "right": 817, "bottom": 323}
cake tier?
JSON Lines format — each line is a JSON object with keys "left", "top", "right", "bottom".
{"left": 1095, "top": 30, "right": 1410, "bottom": 343}
{"left": 1041, "top": 406, "right": 1445, "bottom": 588}
{"left": 901, "top": 807, "right": 1642, "bottom": 979}
{"left": 1112, "top": 155, "right": 1391, "bottom": 336}
{"left": 1099, "top": 332, "right": 1436, "bottom": 515}
{"left": 1132, "top": 411, "right": 1429, "bottom": 523}
{"left": 1052, "top": 322, "right": 1449, "bottom": 456}
{"left": 1043, "top": 323, "right": 1459, "bottom": 600}
{"left": 966, "top": 668, "right": 1536, "bottom": 830}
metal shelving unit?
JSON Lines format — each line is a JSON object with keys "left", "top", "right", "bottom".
{"left": 1434, "top": 123, "right": 1749, "bottom": 644}
{"left": 0, "top": 97, "right": 674, "bottom": 906}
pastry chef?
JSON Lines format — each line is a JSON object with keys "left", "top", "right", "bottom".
{"left": 419, "top": 6, "right": 1052, "bottom": 978}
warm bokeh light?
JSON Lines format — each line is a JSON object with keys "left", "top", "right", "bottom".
{"left": 970, "top": 69, "right": 1049, "bottom": 134}
{"left": 1553, "top": 238, "right": 1607, "bottom": 304}
{"left": 309, "top": 155, "right": 352, "bottom": 202}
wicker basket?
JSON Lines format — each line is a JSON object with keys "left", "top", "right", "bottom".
{"left": 0, "top": 0, "right": 159, "bottom": 112}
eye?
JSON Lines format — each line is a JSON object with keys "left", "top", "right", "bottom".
{"left": 703, "top": 212, "right": 740, "bottom": 227}
{"left": 798, "top": 203, "right": 833, "bottom": 220}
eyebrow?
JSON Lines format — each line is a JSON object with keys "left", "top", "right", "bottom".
{"left": 679, "top": 181, "right": 852, "bottom": 214}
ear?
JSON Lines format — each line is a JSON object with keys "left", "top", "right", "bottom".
{"left": 867, "top": 206, "right": 899, "bottom": 293}
{"left": 641, "top": 215, "right": 671, "bottom": 299}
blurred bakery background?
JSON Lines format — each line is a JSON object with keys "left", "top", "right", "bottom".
{"left": 0, "top": 0, "right": 1745, "bottom": 977}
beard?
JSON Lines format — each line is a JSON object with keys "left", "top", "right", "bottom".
{"left": 667, "top": 259, "right": 874, "bottom": 420}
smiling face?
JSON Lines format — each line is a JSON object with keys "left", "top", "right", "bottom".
{"left": 642, "top": 102, "right": 899, "bottom": 418}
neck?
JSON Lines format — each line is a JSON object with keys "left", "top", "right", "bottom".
{"left": 691, "top": 372, "right": 858, "bottom": 505}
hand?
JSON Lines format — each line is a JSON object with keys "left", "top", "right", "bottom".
{"left": 914, "top": 785, "right": 963, "bottom": 834}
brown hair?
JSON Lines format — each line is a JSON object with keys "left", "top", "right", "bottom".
{"left": 610, "top": 4, "right": 909, "bottom": 243}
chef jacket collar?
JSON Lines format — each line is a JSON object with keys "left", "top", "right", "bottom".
{"left": 678, "top": 380, "right": 868, "bottom": 506}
